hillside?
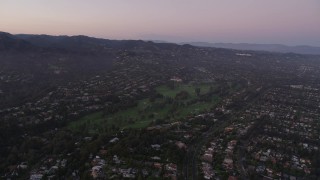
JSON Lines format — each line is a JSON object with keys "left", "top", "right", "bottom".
{"left": 186, "top": 42, "right": 320, "bottom": 55}
{"left": 1, "top": 32, "right": 320, "bottom": 179}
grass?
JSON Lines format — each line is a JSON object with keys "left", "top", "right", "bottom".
{"left": 174, "top": 96, "right": 221, "bottom": 119}
{"left": 156, "top": 83, "right": 213, "bottom": 99}
{"left": 68, "top": 98, "right": 170, "bottom": 132}
{"left": 68, "top": 112, "right": 97, "bottom": 129}
{"left": 123, "top": 120, "right": 151, "bottom": 129}
{"left": 68, "top": 83, "right": 221, "bottom": 133}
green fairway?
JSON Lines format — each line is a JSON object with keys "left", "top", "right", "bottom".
{"left": 68, "top": 98, "right": 171, "bottom": 133}
{"left": 68, "top": 83, "right": 221, "bottom": 133}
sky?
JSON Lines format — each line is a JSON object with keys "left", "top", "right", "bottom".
{"left": 0, "top": 0, "right": 319, "bottom": 46}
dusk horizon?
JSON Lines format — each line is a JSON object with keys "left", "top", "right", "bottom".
{"left": 1, "top": 0, "right": 320, "bottom": 46}
{"left": 2, "top": 30, "right": 320, "bottom": 48}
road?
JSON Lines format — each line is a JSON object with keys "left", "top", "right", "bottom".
{"left": 182, "top": 85, "right": 267, "bottom": 179}
{"left": 182, "top": 118, "right": 230, "bottom": 180}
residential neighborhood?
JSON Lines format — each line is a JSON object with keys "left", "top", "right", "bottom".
{"left": 0, "top": 32, "right": 320, "bottom": 179}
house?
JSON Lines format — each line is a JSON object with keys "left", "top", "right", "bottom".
{"left": 202, "top": 162, "right": 214, "bottom": 179}
{"left": 228, "top": 176, "right": 238, "bottom": 180}
{"left": 30, "top": 173, "right": 43, "bottom": 180}
{"left": 202, "top": 153, "right": 213, "bottom": 163}
{"left": 175, "top": 141, "right": 187, "bottom": 149}
{"left": 113, "top": 155, "right": 121, "bottom": 164}
{"left": 17, "top": 162, "right": 28, "bottom": 169}
{"left": 165, "top": 163, "right": 177, "bottom": 172}
{"left": 109, "top": 137, "right": 119, "bottom": 143}
{"left": 91, "top": 166, "right": 104, "bottom": 179}
{"left": 151, "top": 144, "right": 161, "bottom": 150}
{"left": 223, "top": 158, "right": 233, "bottom": 170}
{"left": 154, "top": 163, "right": 163, "bottom": 170}
{"left": 151, "top": 156, "right": 161, "bottom": 161}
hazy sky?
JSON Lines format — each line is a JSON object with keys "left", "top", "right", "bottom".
{"left": 1, "top": 0, "right": 319, "bottom": 46}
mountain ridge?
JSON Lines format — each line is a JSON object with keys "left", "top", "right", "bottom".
{"left": 184, "top": 42, "right": 320, "bottom": 55}
{"left": 3, "top": 31, "right": 319, "bottom": 55}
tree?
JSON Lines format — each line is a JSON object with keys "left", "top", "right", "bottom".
{"left": 175, "top": 90, "right": 189, "bottom": 100}
{"left": 167, "top": 80, "right": 175, "bottom": 89}
{"left": 195, "top": 87, "right": 201, "bottom": 96}
{"left": 209, "top": 86, "right": 214, "bottom": 93}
